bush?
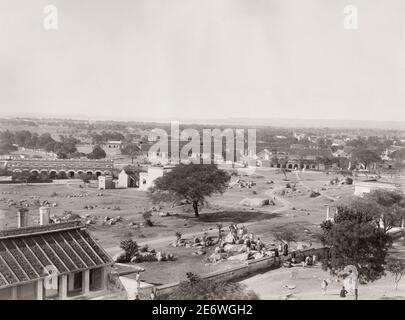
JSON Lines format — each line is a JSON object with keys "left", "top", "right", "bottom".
{"left": 345, "top": 177, "right": 353, "bottom": 185}
{"left": 119, "top": 239, "right": 138, "bottom": 259}
{"left": 309, "top": 191, "right": 320, "bottom": 198}
{"left": 142, "top": 211, "right": 153, "bottom": 226}
{"left": 167, "top": 273, "right": 259, "bottom": 300}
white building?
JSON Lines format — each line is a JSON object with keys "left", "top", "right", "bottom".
{"left": 354, "top": 181, "right": 403, "bottom": 197}
{"left": 138, "top": 167, "right": 166, "bottom": 191}
{"left": 98, "top": 175, "right": 114, "bottom": 190}
{"left": 117, "top": 169, "right": 137, "bottom": 188}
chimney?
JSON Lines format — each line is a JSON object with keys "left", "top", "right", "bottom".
{"left": 39, "top": 206, "right": 50, "bottom": 226}
{"left": 17, "top": 208, "right": 29, "bottom": 228}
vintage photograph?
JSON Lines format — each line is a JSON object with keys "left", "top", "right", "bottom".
{"left": 0, "top": 0, "right": 404, "bottom": 304}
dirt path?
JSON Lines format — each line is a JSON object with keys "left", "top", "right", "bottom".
{"left": 294, "top": 171, "right": 337, "bottom": 202}
{"left": 265, "top": 186, "right": 294, "bottom": 214}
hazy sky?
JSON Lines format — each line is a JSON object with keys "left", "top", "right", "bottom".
{"left": 0, "top": 0, "right": 404, "bottom": 122}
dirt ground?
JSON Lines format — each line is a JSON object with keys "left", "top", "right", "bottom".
{"left": 0, "top": 168, "right": 360, "bottom": 285}
{"left": 241, "top": 240, "right": 405, "bottom": 300}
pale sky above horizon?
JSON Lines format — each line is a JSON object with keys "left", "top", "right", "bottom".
{"left": 0, "top": 0, "right": 404, "bottom": 122}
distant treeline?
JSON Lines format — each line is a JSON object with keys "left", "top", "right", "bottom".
{"left": 0, "top": 130, "right": 80, "bottom": 158}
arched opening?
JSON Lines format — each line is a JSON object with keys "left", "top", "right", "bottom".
{"left": 49, "top": 171, "right": 57, "bottom": 179}
{"left": 306, "top": 165, "right": 310, "bottom": 169}
{"left": 95, "top": 171, "right": 102, "bottom": 177}
{"left": 58, "top": 171, "right": 67, "bottom": 179}
{"left": 294, "top": 164, "right": 298, "bottom": 169}
{"left": 86, "top": 171, "right": 94, "bottom": 180}
{"left": 39, "top": 170, "right": 49, "bottom": 181}
{"left": 68, "top": 171, "right": 75, "bottom": 178}
{"left": 288, "top": 164, "right": 293, "bottom": 169}
{"left": 29, "top": 170, "right": 39, "bottom": 181}
{"left": 300, "top": 164, "right": 304, "bottom": 169}
{"left": 104, "top": 171, "right": 111, "bottom": 175}
{"left": 312, "top": 165, "right": 316, "bottom": 169}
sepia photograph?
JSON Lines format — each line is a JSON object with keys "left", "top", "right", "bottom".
{"left": 0, "top": 0, "right": 404, "bottom": 310}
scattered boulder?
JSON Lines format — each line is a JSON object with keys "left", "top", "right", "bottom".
{"left": 239, "top": 198, "right": 270, "bottom": 207}
{"left": 113, "top": 251, "right": 128, "bottom": 263}
{"left": 227, "top": 253, "right": 249, "bottom": 262}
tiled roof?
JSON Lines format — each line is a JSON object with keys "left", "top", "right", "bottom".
{"left": 0, "top": 221, "right": 113, "bottom": 289}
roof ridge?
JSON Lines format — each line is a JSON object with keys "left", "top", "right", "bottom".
{"left": 0, "top": 220, "right": 84, "bottom": 239}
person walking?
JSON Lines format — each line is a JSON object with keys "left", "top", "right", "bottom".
{"left": 321, "top": 279, "right": 328, "bottom": 295}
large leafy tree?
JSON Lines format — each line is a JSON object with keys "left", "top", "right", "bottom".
{"left": 320, "top": 203, "right": 392, "bottom": 283}
{"left": 167, "top": 273, "right": 258, "bottom": 300}
{"left": 121, "top": 143, "right": 142, "bottom": 164}
{"left": 351, "top": 148, "right": 381, "bottom": 169}
{"left": 149, "top": 164, "right": 231, "bottom": 217}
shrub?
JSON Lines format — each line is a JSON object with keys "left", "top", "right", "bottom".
{"left": 119, "top": 239, "right": 138, "bottom": 259}
{"left": 345, "top": 177, "right": 353, "bottom": 185}
{"left": 142, "top": 211, "right": 153, "bottom": 226}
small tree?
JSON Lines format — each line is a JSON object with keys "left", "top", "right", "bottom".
{"left": 142, "top": 210, "right": 153, "bottom": 226}
{"left": 167, "top": 272, "right": 259, "bottom": 300}
{"left": 122, "top": 143, "right": 142, "bottom": 164}
{"left": 386, "top": 261, "right": 405, "bottom": 290}
{"left": 274, "top": 229, "right": 297, "bottom": 246}
{"left": 149, "top": 164, "right": 231, "bottom": 217}
{"left": 119, "top": 239, "right": 138, "bottom": 260}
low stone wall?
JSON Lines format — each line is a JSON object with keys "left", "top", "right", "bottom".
{"left": 137, "top": 246, "right": 328, "bottom": 299}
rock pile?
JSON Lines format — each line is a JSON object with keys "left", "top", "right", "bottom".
{"left": 229, "top": 179, "right": 256, "bottom": 189}
{"left": 239, "top": 198, "right": 274, "bottom": 207}
{"left": 207, "top": 225, "right": 278, "bottom": 263}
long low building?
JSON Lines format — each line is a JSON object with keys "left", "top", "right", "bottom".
{"left": 256, "top": 148, "right": 331, "bottom": 170}
{"left": 0, "top": 210, "right": 113, "bottom": 300}
{"left": 2, "top": 159, "right": 113, "bottom": 179}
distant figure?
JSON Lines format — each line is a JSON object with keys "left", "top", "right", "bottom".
{"left": 340, "top": 286, "right": 348, "bottom": 298}
{"left": 150, "top": 288, "right": 157, "bottom": 300}
{"left": 283, "top": 243, "right": 289, "bottom": 256}
{"left": 134, "top": 294, "right": 140, "bottom": 300}
{"left": 312, "top": 255, "right": 317, "bottom": 265}
{"left": 135, "top": 272, "right": 141, "bottom": 292}
{"left": 321, "top": 279, "right": 328, "bottom": 295}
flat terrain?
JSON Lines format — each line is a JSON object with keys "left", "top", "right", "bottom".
{"left": 0, "top": 168, "right": 358, "bottom": 285}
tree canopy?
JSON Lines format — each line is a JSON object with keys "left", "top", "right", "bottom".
{"left": 87, "top": 145, "right": 106, "bottom": 159}
{"left": 167, "top": 273, "right": 258, "bottom": 300}
{"left": 121, "top": 143, "right": 142, "bottom": 164}
{"left": 149, "top": 164, "right": 231, "bottom": 217}
{"left": 351, "top": 148, "right": 381, "bottom": 169}
{"left": 320, "top": 202, "right": 392, "bottom": 283}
